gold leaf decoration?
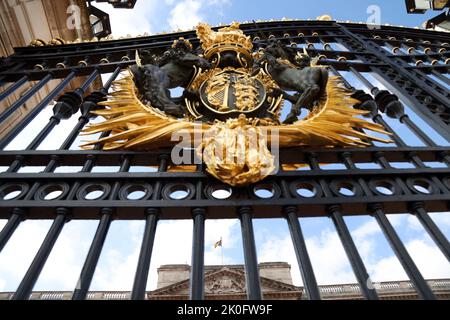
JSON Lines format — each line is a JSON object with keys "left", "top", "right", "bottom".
{"left": 199, "top": 115, "right": 276, "bottom": 186}
{"left": 81, "top": 70, "right": 391, "bottom": 186}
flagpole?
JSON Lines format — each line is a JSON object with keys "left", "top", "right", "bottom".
{"left": 221, "top": 237, "right": 223, "bottom": 265}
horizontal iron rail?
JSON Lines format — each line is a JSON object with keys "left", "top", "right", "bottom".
{"left": 0, "top": 61, "right": 386, "bottom": 82}
{"left": 1, "top": 167, "right": 449, "bottom": 180}
{"left": 6, "top": 21, "right": 448, "bottom": 56}
{"left": 0, "top": 22, "right": 447, "bottom": 77}
{"left": 0, "top": 195, "right": 448, "bottom": 220}
{"left": 0, "top": 147, "right": 448, "bottom": 166}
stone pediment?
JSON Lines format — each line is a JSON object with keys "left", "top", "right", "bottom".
{"left": 149, "top": 267, "right": 300, "bottom": 297}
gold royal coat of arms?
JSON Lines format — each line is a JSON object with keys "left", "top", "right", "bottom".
{"left": 81, "top": 22, "right": 390, "bottom": 186}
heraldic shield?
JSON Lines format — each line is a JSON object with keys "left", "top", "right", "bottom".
{"left": 81, "top": 22, "right": 391, "bottom": 186}
{"left": 200, "top": 69, "right": 266, "bottom": 115}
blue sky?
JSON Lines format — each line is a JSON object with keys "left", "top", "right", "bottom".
{"left": 0, "top": 0, "right": 449, "bottom": 294}
{"left": 96, "top": 0, "right": 441, "bottom": 36}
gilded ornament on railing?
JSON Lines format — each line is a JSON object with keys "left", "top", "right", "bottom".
{"left": 81, "top": 22, "right": 390, "bottom": 186}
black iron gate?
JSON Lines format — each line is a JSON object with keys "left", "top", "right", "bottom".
{"left": 0, "top": 20, "right": 449, "bottom": 300}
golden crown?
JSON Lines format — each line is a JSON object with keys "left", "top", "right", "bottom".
{"left": 196, "top": 22, "right": 253, "bottom": 59}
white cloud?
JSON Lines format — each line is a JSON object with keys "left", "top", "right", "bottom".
{"left": 257, "top": 214, "right": 450, "bottom": 290}
{"left": 305, "top": 229, "right": 357, "bottom": 285}
{"left": 89, "top": 0, "right": 231, "bottom": 38}
{"left": 258, "top": 228, "right": 356, "bottom": 286}
{"left": 0, "top": 220, "right": 53, "bottom": 291}
{"left": 370, "top": 238, "right": 450, "bottom": 282}
{"left": 404, "top": 239, "right": 450, "bottom": 279}
{"left": 88, "top": 221, "right": 144, "bottom": 291}
{"left": 0, "top": 220, "right": 100, "bottom": 291}
{"left": 352, "top": 219, "right": 381, "bottom": 240}
{"left": 0, "top": 278, "right": 5, "bottom": 292}
{"left": 167, "top": 0, "right": 203, "bottom": 31}
{"left": 167, "top": 0, "right": 230, "bottom": 31}
{"left": 430, "top": 212, "right": 450, "bottom": 230}
{"left": 0, "top": 211, "right": 448, "bottom": 293}
{"left": 407, "top": 214, "right": 424, "bottom": 231}
{"left": 34, "top": 221, "right": 98, "bottom": 290}
{"left": 86, "top": 218, "right": 239, "bottom": 291}
{"left": 351, "top": 215, "right": 450, "bottom": 283}
{"left": 370, "top": 256, "right": 408, "bottom": 282}
{"left": 145, "top": 220, "right": 193, "bottom": 290}
{"left": 92, "top": 1, "right": 157, "bottom": 37}
{"left": 258, "top": 234, "right": 302, "bottom": 285}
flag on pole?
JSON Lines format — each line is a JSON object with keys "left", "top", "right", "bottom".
{"left": 214, "top": 238, "right": 222, "bottom": 248}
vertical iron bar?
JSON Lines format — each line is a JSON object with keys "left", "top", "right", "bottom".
{"left": 348, "top": 66, "right": 375, "bottom": 90}
{"left": 329, "top": 205, "right": 379, "bottom": 300}
{"left": 338, "top": 24, "right": 450, "bottom": 140}
{"left": 400, "top": 44, "right": 450, "bottom": 94}
{"left": 280, "top": 169, "right": 321, "bottom": 300}
{"left": 340, "top": 152, "right": 373, "bottom": 196}
{"left": 411, "top": 203, "right": 450, "bottom": 261}
{"left": 285, "top": 206, "right": 321, "bottom": 300}
{"left": 71, "top": 209, "right": 113, "bottom": 300}
{"left": 239, "top": 206, "right": 262, "bottom": 300}
{"left": 349, "top": 48, "right": 443, "bottom": 147}
{"left": 0, "top": 70, "right": 104, "bottom": 253}
{"left": 4, "top": 69, "right": 99, "bottom": 173}
{"left": 79, "top": 70, "right": 100, "bottom": 92}
{"left": 0, "top": 71, "right": 76, "bottom": 150}
{"left": 8, "top": 67, "right": 110, "bottom": 296}
{"left": 0, "top": 208, "right": 24, "bottom": 252}
{"left": 190, "top": 208, "right": 206, "bottom": 300}
{"left": 328, "top": 65, "right": 353, "bottom": 89}
{"left": 190, "top": 162, "right": 206, "bottom": 300}
{"left": 371, "top": 206, "right": 436, "bottom": 300}
{"left": 307, "top": 152, "right": 334, "bottom": 197}
{"left": 0, "top": 74, "right": 52, "bottom": 124}
{"left": 12, "top": 209, "right": 69, "bottom": 300}
{"left": 0, "top": 76, "right": 27, "bottom": 102}
{"left": 102, "top": 67, "right": 121, "bottom": 90}
{"left": 441, "top": 152, "right": 450, "bottom": 167}
{"left": 347, "top": 67, "right": 414, "bottom": 146}
{"left": 130, "top": 154, "right": 168, "bottom": 300}
{"left": 332, "top": 62, "right": 423, "bottom": 200}
{"left": 330, "top": 66, "right": 405, "bottom": 145}
{"left": 130, "top": 209, "right": 158, "bottom": 300}
{"left": 430, "top": 70, "right": 450, "bottom": 86}
{"left": 72, "top": 155, "right": 130, "bottom": 300}
{"left": 400, "top": 115, "right": 437, "bottom": 146}
{"left": 59, "top": 67, "right": 120, "bottom": 150}
{"left": 18, "top": 68, "right": 121, "bottom": 207}
{"left": 25, "top": 116, "right": 62, "bottom": 151}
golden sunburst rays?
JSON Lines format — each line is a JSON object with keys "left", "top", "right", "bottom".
{"left": 266, "top": 76, "right": 391, "bottom": 148}
{"left": 80, "top": 73, "right": 210, "bottom": 150}
{"left": 80, "top": 71, "right": 391, "bottom": 186}
{"left": 82, "top": 73, "right": 389, "bottom": 150}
